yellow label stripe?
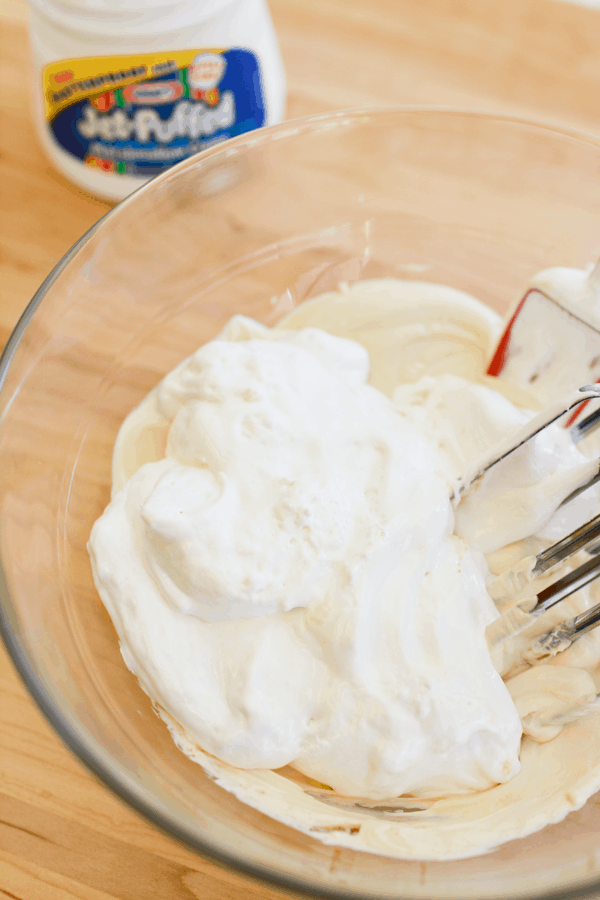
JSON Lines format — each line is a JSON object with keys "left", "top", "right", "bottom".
{"left": 43, "top": 48, "right": 226, "bottom": 120}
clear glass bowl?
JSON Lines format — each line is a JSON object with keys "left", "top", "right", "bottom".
{"left": 3, "top": 107, "right": 600, "bottom": 900}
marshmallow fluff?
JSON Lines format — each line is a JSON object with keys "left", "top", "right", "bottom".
{"left": 88, "top": 279, "right": 600, "bottom": 859}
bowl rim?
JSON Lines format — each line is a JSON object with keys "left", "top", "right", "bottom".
{"left": 4, "top": 104, "right": 600, "bottom": 900}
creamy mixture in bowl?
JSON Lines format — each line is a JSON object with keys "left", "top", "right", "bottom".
{"left": 88, "top": 278, "right": 600, "bottom": 860}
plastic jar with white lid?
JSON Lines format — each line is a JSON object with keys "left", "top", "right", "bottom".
{"left": 27, "top": 0, "right": 286, "bottom": 201}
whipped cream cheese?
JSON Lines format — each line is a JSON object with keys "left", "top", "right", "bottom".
{"left": 88, "top": 278, "right": 600, "bottom": 859}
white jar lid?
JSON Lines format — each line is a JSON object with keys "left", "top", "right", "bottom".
{"left": 28, "top": 0, "right": 237, "bottom": 37}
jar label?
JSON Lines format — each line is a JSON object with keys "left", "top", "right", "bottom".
{"left": 42, "top": 49, "right": 266, "bottom": 176}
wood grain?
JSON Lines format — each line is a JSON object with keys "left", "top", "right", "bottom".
{"left": 4, "top": 0, "right": 600, "bottom": 895}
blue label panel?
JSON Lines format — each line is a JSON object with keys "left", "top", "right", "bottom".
{"left": 50, "top": 49, "right": 266, "bottom": 176}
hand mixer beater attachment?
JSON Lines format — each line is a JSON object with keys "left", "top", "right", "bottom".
{"left": 459, "top": 384, "right": 600, "bottom": 678}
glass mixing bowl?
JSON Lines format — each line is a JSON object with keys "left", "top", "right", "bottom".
{"left": 3, "top": 107, "right": 600, "bottom": 900}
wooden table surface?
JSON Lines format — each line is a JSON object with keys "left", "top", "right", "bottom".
{"left": 5, "top": 0, "right": 600, "bottom": 896}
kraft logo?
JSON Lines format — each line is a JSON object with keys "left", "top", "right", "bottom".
{"left": 122, "top": 82, "right": 184, "bottom": 106}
